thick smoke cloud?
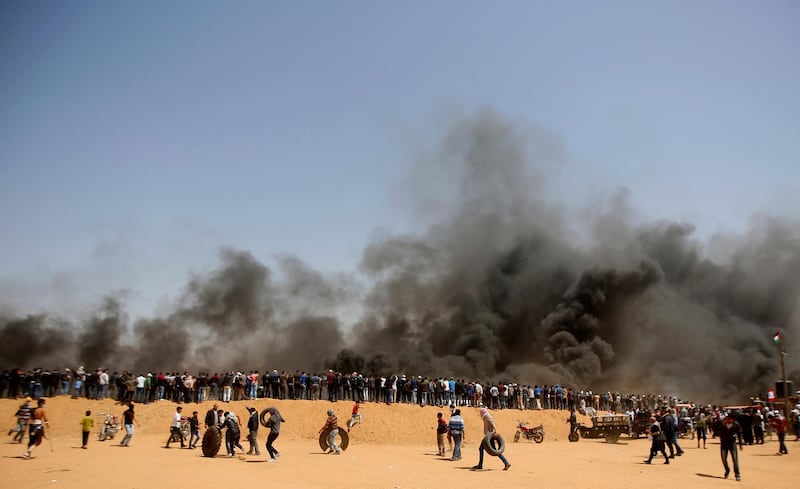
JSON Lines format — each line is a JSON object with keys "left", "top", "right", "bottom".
{"left": 0, "top": 109, "right": 797, "bottom": 403}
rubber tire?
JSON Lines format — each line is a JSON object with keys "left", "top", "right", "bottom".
{"left": 513, "top": 431, "right": 520, "bottom": 443}
{"left": 318, "top": 429, "right": 349, "bottom": 452}
{"left": 606, "top": 434, "right": 619, "bottom": 443}
{"left": 481, "top": 433, "right": 505, "bottom": 456}
{"left": 202, "top": 426, "right": 222, "bottom": 458}
{"left": 568, "top": 432, "right": 580, "bottom": 442}
{"left": 99, "top": 427, "right": 108, "bottom": 441}
{"left": 632, "top": 431, "right": 640, "bottom": 439}
{"left": 533, "top": 432, "right": 544, "bottom": 443}
{"left": 260, "top": 408, "right": 271, "bottom": 428}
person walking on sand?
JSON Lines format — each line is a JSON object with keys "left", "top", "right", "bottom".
{"left": 223, "top": 411, "right": 243, "bottom": 457}
{"left": 165, "top": 406, "right": 187, "bottom": 448}
{"left": 319, "top": 409, "right": 341, "bottom": 454}
{"left": 436, "top": 412, "right": 448, "bottom": 457}
{"left": 119, "top": 402, "right": 138, "bottom": 447}
{"left": 188, "top": 411, "right": 201, "bottom": 449}
{"left": 264, "top": 407, "right": 285, "bottom": 462}
{"left": 80, "top": 410, "right": 93, "bottom": 449}
{"left": 23, "top": 398, "right": 48, "bottom": 459}
{"left": 448, "top": 408, "right": 465, "bottom": 461}
{"left": 644, "top": 416, "right": 669, "bottom": 464}
{"left": 719, "top": 412, "right": 744, "bottom": 481}
{"left": 245, "top": 407, "right": 260, "bottom": 455}
{"left": 348, "top": 400, "right": 363, "bottom": 432}
{"left": 9, "top": 397, "right": 33, "bottom": 444}
{"left": 472, "top": 407, "right": 511, "bottom": 471}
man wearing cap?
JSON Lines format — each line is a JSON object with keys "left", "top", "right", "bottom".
{"left": 319, "top": 409, "right": 341, "bottom": 454}
{"left": 719, "top": 412, "right": 744, "bottom": 480}
{"left": 245, "top": 407, "right": 260, "bottom": 455}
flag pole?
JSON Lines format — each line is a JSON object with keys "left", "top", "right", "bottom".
{"left": 775, "top": 331, "right": 789, "bottom": 420}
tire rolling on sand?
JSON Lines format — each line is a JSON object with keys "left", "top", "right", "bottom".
{"left": 202, "top": 426, "right": 222, "bottom": 457}
{"left": 318, "top": 428, "right": 349, "bottom": 452}
{"left": 481, "top": 433, "right": 505, "bottom": 456}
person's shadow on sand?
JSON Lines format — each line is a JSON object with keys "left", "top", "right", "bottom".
{"left": 696, "top": 473, "right": 726, "bottom": 479}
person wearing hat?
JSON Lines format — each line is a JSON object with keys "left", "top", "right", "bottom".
{"left": 245, "top": 407, "right": 260, "bottom": 456}
{"left": 719, "top": 413, "right": 744, "bottom": 480}
{"left": 319, "top": 408, "right": 341, "bottom": 454}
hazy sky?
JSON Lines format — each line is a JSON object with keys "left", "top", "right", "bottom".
{"left": 1, "top": 1, "right": 798, "bottom": 319}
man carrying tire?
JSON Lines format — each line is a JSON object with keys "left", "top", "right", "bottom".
{"left": 319, "top": 409, "right": 341, "bottom": 454}
{"left": 472, "top": 407, "right": 510, "bottom": 471}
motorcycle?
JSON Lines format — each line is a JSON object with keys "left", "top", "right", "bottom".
{"left": 98, "top": 413, "right": 120, "bottom": 441}
{"left": 513, "top": 420, "right": 544, "bottom": 443}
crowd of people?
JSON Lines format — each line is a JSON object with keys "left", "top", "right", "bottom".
{"left": 4, "top": 363, "right": 799, "bottom": 482}
{"left": 2, "top": 366, "right": 765, "bottom": 417}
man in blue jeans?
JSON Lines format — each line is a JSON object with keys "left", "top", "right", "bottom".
{"left": 472, "top": 408, "right": 510, "bottom": 470}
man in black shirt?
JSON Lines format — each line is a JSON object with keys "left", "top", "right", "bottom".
{"left": 719, "top": 413, "right": 744, "bottom": 481}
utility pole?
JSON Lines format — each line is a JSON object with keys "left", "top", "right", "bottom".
{"left": 774, "top": 331, "right": 789, "bottom": 419}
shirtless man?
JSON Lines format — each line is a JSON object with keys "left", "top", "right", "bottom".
{"left": 23, "top": 398, "right": 48, "bottom": 459}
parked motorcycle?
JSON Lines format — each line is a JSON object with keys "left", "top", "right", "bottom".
{"left": 98, "top": 413, "right": 120, "bottom": 441}
{"left": 513, "top": 420, "right": 544, "bottom": 443}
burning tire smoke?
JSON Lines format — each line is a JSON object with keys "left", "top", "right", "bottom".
{"left": 1, "top": 110, "right": 797, "bottom": 403}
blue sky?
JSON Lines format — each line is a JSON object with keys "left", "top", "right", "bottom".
{"left": 1, "top": 1, "right": 798, "bottom": 318}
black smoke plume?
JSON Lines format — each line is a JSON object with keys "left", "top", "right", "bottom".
{"left": 1, "top": 109, "right": 797, "bottom": 403}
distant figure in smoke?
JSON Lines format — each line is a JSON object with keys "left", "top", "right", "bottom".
{"left": 695, "top": 413, "right": 708, "bottom": 449}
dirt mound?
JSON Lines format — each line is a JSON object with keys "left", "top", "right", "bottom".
{"left": 1, "top": 396, "right": 586, "bottom": 445}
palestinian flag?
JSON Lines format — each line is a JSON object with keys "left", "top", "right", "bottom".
{"left": 773, "top": 331, "right": 782, "bottom": 345}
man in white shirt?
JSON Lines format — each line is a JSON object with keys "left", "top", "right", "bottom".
{"left": 165, "top": 406, "right": 186, "bottom": 448}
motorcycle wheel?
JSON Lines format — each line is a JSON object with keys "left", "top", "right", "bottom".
{"left": 513, "top": 431, "right": 520, "bottom": 443}
{"left": 533, "top": 432, "right": 544, "bottom": 443}
{"left": 568, "top": 432, "right": 579, "bottom": 442}
{"left": 99, "top": 427, "right": 108, "bottom": 441}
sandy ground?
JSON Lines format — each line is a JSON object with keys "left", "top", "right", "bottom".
{"left": 0, "top": 397, "right": 796, "bottom": 489}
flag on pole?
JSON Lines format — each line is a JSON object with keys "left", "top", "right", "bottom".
{"left": 773, "top": 331, "right": 782, "bottom": 344}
